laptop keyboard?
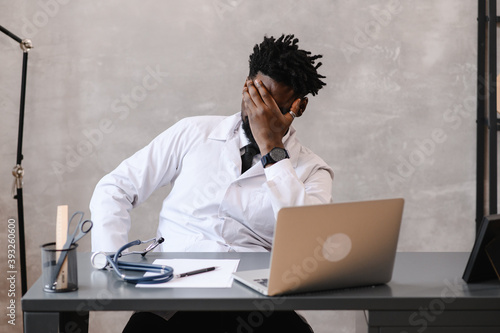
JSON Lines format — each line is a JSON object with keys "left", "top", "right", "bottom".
{"left": 254, "top": 278, "right": 268, "bottom": 287}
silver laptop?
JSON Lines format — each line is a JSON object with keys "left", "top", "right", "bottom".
{"left": 233, "top": 198, "right": 404, "bottom": 296}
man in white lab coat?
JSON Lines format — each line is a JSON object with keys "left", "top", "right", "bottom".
{"left": 90, "top": 34, "right": 333, "bottom": 333}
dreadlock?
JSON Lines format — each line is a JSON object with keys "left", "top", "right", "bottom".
{"left": 248, "top": 34, "right": 326, "bottom": 97}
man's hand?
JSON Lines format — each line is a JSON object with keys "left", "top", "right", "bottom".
{"left": 242, "top": 78, "right": 303, "bottom": 156}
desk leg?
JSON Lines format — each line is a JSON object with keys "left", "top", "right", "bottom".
{"left": 355, "top": 311, "right": 378, "bottom": 333}
{"left": 24, "top": 312, "right": 59, "bottom": 333}
{"left": 60, "top": 311, "right": 89, "bottom": 333}
{"left": 23, "top": 311, "right": 89, "bottom": 333}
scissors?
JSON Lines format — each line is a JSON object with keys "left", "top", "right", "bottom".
{"left": 52, "top": 211, "right": 93, "bottom": 288}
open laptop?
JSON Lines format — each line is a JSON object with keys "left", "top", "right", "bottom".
{"left": 233, "top": 198, "right": 404, "bottom": 296}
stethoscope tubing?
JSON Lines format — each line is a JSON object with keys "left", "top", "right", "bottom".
{"left": 117, "top": 261, "right": 170, "bottom": 272}
{"left": 93, "top": 238, "right": 174, "bottom": 284}
{"left": 105, "top": 254, "right": 174, "bottom": 284}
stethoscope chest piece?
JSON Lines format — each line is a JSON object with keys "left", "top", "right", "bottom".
{"left": 91, "top": 251, "right": 109, "bottom": 270}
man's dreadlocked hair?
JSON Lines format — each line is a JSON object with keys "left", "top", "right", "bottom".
{"left": 248, "top": 34, "right": 326, "bottom": 97}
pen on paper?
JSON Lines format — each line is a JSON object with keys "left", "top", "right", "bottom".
{"left": 176, "top": 266, "right": 218, "bottom": 278}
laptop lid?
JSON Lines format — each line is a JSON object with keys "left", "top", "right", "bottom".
{"left": 266, "top": 198, "right": 404, "bottom": 296}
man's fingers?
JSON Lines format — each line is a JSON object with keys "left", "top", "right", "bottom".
{"left": 253, "top": 79, "right": 272, "bottom": 106}
{"left": 290, "top": 98, "right": 302, "bottom": 115}
{"left": 283, "top": 110, "right": 295, "bottom": 126}
{"left": 245, "top": 79, "right": 281, "bottom": 120}
{"left": 245, "top": 79, "right": 265, "bottom": 108}
{"left": 283, "top": 98, "right": 302, "bottom": 125}
{"left": 242, "top": 86, "right": 256, "bottom": 110}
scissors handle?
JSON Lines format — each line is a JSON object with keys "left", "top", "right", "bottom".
{"left": 72, "top": 219, "right": 93, "bottom": 244}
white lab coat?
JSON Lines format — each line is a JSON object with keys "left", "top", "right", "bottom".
{"left": 90, "top": 113, "right": 333, "bottom": 253}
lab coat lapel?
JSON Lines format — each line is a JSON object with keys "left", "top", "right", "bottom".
{"left": 208, "top": 113, "right": 242, "bottom": 178}
{"left": 239, "top": 161, "right": 264, "bottom": 179}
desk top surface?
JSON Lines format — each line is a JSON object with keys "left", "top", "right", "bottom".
{"left": 22, "top": 252, "right": 500, "bottom": 312}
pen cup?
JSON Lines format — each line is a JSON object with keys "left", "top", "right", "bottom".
{"left": 41, "top": 242, "right": 78, "bottom": 293}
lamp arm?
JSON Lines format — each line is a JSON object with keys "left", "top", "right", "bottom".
{"left": 0, "top": 25, "right": 22, "bottom": 43}
{"left": 1, "top": 24, "right": 33, "bottom": 296}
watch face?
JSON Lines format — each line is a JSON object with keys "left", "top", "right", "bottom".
{"left": 270, "top": 148, "right": 287, "bottom": 161}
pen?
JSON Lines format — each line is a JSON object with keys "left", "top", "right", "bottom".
{"left": 176, "top": 266, "right": 217, "bottom": 278}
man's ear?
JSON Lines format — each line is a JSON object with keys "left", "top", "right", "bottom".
{"left": 298, "top": 97, "right": 308, "bottom": 117}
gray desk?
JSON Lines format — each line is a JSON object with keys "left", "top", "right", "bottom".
{"left": 22, "top": 252, "right": 500, "bottom": 333}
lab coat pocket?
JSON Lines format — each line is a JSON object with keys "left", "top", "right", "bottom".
{"left": 242, "top": 185, "right": 275, "bottom": 241}
{"left": 220, "top": 179, "right": 276, "bottom": 244}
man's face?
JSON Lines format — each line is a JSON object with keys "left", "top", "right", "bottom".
{"left": 241, "top": 72, "right": 297, "bottom": 144}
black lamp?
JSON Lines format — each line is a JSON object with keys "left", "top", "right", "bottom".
{"left": 1, "top": 25, "right": 32, "bottom": 296}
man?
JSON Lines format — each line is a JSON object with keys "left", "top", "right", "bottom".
{"left": 90, "top": 34, "right": 333, "bottom": 332}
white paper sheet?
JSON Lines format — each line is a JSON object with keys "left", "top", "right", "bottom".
{"left": 135, "top": 259, "right": 240, "bottom": 288}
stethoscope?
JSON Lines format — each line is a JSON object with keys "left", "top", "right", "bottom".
{"left": 91, "top": 237, "right": 174, "bottom": 284}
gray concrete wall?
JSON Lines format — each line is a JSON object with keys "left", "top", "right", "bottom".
{"left": 0, "top": 1, "right": 484, "bottom": 332}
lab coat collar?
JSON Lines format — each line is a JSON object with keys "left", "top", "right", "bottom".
{"left": 208, "top": 113, "right": 242, "bottom": 141}
{"left": 208, "top": 113, "right": 301, "bottom": 177}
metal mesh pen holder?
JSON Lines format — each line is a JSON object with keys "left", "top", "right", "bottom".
{"left": 41, "top": 242, "right": 78, "bottom": 293}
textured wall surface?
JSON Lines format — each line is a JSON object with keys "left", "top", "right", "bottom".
{"left": 0, "top": 1, "right": 484, "bottom": 332}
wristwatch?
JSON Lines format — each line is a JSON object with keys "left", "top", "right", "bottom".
{"left": 261, "top": 147, "right": 290, "bottom": 168}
